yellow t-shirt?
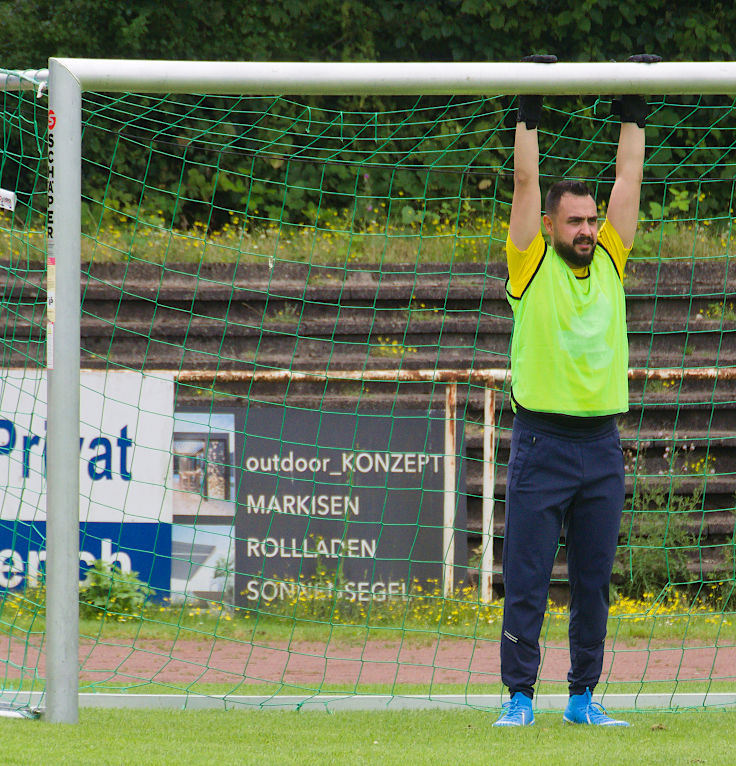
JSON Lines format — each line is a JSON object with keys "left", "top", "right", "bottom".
{"left": 506, "top": 219, "right": 630, "bottom": 297}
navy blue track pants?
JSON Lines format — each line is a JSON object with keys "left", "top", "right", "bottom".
{"left": 500, "top": 411, "right": 625, "bottom": 699}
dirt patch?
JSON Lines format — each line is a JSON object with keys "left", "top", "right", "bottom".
{"left": 4, "top": 634, "right": 733, "bottom": 689}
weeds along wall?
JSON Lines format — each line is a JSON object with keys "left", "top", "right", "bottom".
{"left": 0, "top": 67, "right": 734, "bottom": 713}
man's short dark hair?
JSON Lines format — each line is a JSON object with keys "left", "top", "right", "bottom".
{"left": 545, "top": 179, "right": 594, "bottom": 216}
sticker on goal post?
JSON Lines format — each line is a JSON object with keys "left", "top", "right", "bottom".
{"left": 46, "top": 322, "right": 54, "bottom": 369}
{"left": 0, "top": 189, "right": 17, "bottom": 211}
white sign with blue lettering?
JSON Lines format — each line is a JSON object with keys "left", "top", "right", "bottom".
{"left": 0, "top": 370, "right": 174, "bottom": 522}
{"left": 0, "top": 371, "right": 175, "bottom": 593}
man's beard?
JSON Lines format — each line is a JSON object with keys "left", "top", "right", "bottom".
{"left": 554, "top": 236, "right": 596, "bottom": 268}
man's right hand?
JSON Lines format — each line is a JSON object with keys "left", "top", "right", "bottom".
{"left": 517, "top": 55, "right": 557, "bottom": 129}
{"left": 610, "top": 54, "right": 662, "bottom": 128}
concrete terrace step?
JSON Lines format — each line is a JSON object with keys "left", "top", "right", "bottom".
{"left": 64, "top": 312, "right": 736, "bottom": 338}
{"left": 462, "top": 508, "right": 736, "bottom": 538}
{"left": 464, "top": 471, "right": 735, "bottom": 498}
{"left": 4, "top": 257, "right": 736, "bottom": 298}
{"left": 73, "top": 298, "right": 736, "bottom": 337}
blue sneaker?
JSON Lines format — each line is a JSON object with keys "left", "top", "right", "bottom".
{"left": 493, "top": 692, "right": 534, "bottom": 727}
{"left": 563, "top": 689, "right": 630, "bottom": 726}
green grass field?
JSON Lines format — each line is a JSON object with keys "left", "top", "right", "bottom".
{"left": 2, "top": 709, "right": 735, "bottom": 766}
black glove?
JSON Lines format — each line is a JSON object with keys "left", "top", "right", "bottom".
{"left": 611, "top": 54, "right": 662, "bottom": 128}
{"left": 516, "top": 54, "right": 557, "bottom": 129}
{"left": 627, "top": 53, "right": 662, "bottom": 64}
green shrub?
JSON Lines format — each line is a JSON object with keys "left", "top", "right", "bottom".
{"left": 78, "top": 560, "right": 153, "bottom": 621}
{"left": 614, "top": 483, "right": 701, "bottom": 599}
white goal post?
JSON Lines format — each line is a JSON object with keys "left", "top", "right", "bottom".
{"left": 4, "top": 57, "right": 734, "bottom": 723}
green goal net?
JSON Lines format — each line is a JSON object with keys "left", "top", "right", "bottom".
{"left": 0, "top": 68, "right": 734, "bottom": 713}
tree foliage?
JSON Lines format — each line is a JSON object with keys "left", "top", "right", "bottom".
{"left": 1, "top": 1, "right": 735, "bottom": 234}
{"left": 1, "top": 0, "right": 733, "bottom": 67}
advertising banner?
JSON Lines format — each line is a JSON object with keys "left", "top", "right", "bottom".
{"left": 234, "top": 406, "right": 467, "bottom": 605}
{"left": 0, "top": 378, "right": 469, "bottom": 602}
{"left": 0, "top": 370, "right": 174, "bottom": 592}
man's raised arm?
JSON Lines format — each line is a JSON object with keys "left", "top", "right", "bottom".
{"left": 606, "top": 116, "right": 646, "bottom": 249}
{"left": 508, "top": 55, "right": 556, "bottom": 252}
{"left": 508, "top": 122, "right": 542, "bottom": 252}
{"left": 607, "top": 55, "right": 661, "bottom": 248}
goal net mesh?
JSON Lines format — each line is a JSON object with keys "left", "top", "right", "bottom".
{"left": 0, "top": 70, "right": 734, "bottom": 711}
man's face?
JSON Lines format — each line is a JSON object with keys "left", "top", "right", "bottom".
{"left": 543, "top": 193, "right": 598, "bottom": 268}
